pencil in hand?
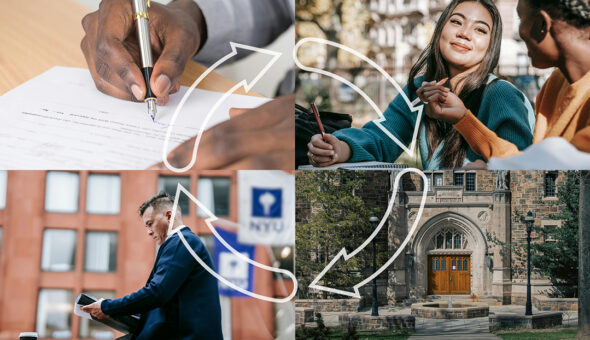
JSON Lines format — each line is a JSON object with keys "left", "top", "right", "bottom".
{"left": 310, "top": 102, "right": 325, "bottom": 138}
{"left": 411, "top": 77, "right": 449, "bottom": 106}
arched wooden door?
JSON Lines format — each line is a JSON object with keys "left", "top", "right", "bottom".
{"left": 428, "top": 255, "right": 470, "bottom": 294}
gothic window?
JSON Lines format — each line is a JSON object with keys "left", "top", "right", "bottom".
{"left": 433, "top": 228, "right": 466, "bottom": 249}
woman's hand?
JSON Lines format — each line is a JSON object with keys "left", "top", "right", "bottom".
{"left": 307, "top": 134, "right": 350, "bottom": 167}
{"left": 416, "top": 81, "right": 467, "bottom": 124}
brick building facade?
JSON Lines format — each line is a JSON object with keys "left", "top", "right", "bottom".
{"left": 0, "top": 170, "right": 293, "bottom": 340}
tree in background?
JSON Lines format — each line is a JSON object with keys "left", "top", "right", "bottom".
{"left": 489, "top": 172, "right": 580, "bottom": 298}
{"left": 296, "top": 171, "right": 388, "bottom": 298}
{"left": 531, "top": 171, "right": 579, "bottom": 297}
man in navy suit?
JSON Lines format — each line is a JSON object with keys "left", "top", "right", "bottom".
{"left": 82, "top": 192, "right": 223, "bottom": 340}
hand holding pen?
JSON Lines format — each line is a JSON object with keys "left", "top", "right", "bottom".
{"left": 307, "top": 102, "right": 351, "bottom": 166}
{"left": 80, "top": 0, "right": 206, "bottom": 114}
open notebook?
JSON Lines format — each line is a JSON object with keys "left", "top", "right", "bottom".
{"left": 298, "top": 161, "right": 408, "bottom": 170}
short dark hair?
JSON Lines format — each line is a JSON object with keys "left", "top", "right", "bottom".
{"left": 139, "top": 192, "right": 180, "bottom": 216}
{"left": 528, "top": 0, "right": 590, "bottom": 28}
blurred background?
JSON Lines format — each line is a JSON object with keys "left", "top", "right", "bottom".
{"left": 295, "top": 0, "right": 553, "bottom": 127}
{"left": 0, "top": 170, "right": 295, "bottom": 340}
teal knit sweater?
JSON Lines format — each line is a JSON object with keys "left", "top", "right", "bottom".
{"left": 333, "top": 75, "right": 535, "bottom": 169}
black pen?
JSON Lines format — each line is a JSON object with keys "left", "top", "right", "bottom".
{"left": 132, "top": 0, "right": 157, "bottom": 121}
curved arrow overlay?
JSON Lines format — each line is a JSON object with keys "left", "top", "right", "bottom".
{"left": 293, "top": 37, "right": 424, "bottom": 157}
{"left": 308, "top": 168, "right": 429, "bottom": 298}
{"left": 167, "top": 183, "right": 297, "bottom": 303}
{"left": 162, "top": 42, "right": 281, "bottom": 173}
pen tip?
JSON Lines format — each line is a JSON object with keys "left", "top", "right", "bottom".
{"left": 147, "top": 99, "right": 157, "bottom": 122}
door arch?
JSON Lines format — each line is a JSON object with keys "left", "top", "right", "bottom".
{"left": 410, "top": 212, "right": 489, "bottom": 297}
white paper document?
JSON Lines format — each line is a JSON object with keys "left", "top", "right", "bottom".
{"left": 488, "top": 137, "right": 590, "bottom": 170}
{"left": 0, "top": 67, "right": 269, "bottom": 169}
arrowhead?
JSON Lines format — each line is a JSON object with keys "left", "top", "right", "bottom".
{"left": 308, "top": 248, "right": 362, "bottom": 298}
{"left": 229, "top": 42, "right": 282, "bottom": 93}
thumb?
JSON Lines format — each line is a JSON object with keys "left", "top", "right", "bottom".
{"left": 151, "top": 41, "right": 194, "bottom": 97}
{"left": 322, "top": 133, "right": 340, "bottom": 145}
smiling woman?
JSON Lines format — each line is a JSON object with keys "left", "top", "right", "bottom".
{"left": 307, "top": 0, "right": 536, "bottom": 169}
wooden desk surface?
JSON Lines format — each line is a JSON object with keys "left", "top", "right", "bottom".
{"left": 0, "top": 0, "right": 247, "bottom": 96}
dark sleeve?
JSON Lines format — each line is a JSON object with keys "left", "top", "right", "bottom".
{"left": 101, "top": 236, "right": 195, "bottom": 317}
{"left": 333, "top": 89, "right": 418, "bottom": 162}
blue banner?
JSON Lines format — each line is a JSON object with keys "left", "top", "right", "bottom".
{"left": 213, "top": 227, "right": 256, "bottom": 297}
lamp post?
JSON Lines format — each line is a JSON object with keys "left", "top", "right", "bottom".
{"left": 524, "top": 211, "right": 534, "bottom": 316}
{"left": 370, "top": 212, "right": 379, "bottom": 317}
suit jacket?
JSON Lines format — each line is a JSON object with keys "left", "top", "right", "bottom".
{"left": 101, "top": 226, "right": 223, "bottom": 340}
{"left": 193, "top": 0, "right": 294, "bottom": 66}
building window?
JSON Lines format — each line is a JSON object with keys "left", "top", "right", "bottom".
{"left": 433, "top": 173, "right": 443, "bottom": 187}
{"left": 86, "top": 174, "right": 121, "bottom": 214}
{"left": 465, "top": 173, "right": 476, "bottom": 191}
{"left": 41, "top": 229, "right": 77, "bottom": 272}
{"left": 79, "top": 291, "right": 115, "bottom": 339}
{"left": 0, "top": 170, "right": 6, "bottom": 210}
{"left": 433, "top": 228, "right": 465, "bottom": 249}
{"left": 45, "top": 172, "right": 79, "bottom": 213}
{"left": 158, "top": 176, "right": 191, "bottom": 215}
{"left": 453, "top": 172, "right": 464, "bottom": 186}
{"left": 84, "top": 231, "right": 117, "bottom": 272}
{"left": 198, "top": 177, "right": 230, "bottom": 217}
{"left": 544, "top": 172, "right": 558, "bottom": 197}
{"left": 422, "top": 174, "right": 432, "bottom": 191}
{"left": 36, "top": 289, "right": 73, "bottom": 338}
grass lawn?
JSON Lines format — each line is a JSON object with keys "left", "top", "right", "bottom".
{"left": 495, "top": 326, "right": 578, "bottom": 340}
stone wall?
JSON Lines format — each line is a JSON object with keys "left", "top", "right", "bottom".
{"left": 489, "top": 312, "right": 563, "bottom": 331}
{"left": 295, "top": 307, "right": 314, "bottom": 325}
{"left": 339, "top": 314, "right": 415, "bottom": 331}
{"left": 534, "top": 296, "right": 578, "bottom": 311}
{"left": 295, "top": 299, "right": 361, "bottom": 312}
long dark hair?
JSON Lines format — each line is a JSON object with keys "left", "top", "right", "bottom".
{"left": 407, "top": 0, "right": 503, "bottom": 168}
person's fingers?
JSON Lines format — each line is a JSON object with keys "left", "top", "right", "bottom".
{"left": 310, "top": 134, "right": 334, "bottom": 150}
{"left": 93, "top": 39, "right": 146, "bottom": 100}
{"left": 229, "top": 108, "right": 249, "bottom": 118}
{"left": 150, "top": 29, "right": 199, "bottom": 97}
{"left": 224, "top": 150, "right": 294, "bottom": 170}
{"left": 205, "top": 95, "right": 294, "bottom": 134}
{"left": 427, "top": 93, "right": 444, "bottom": 103}
{"left": 421, "top": 84, "right": 449, "bottom": 93}
{"left": 94, "top": 0, "right": 146, "bottom": 99}
{"left": 423, "top": 89, "right": 448, "bottom": 101}
{"left": 320, "top": 134, "right": 341, "bottom": 148}
{"left": 195, "top": 117, "right": 293, "bottom": 169}
{"left": 81, "top": 11, "right": 137, "bottom": 100}
{"left": 308, "top": 143, "right": 335, "bottom": 157}
{"left": 164, "top": 95, "right": 294, "bottom": 170}
{"left": 311, "top": 154, "right": 334, "bottom": 163}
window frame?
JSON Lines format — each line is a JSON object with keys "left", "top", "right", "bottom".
{"left": 44, "top": 171, "right": 80, "bottom": 214}
{"left": 40, "top": 228, "right": 78, "bottom": 272}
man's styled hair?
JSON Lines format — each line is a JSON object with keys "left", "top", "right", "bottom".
{"left": 139, "top": 192, "right": 181, "bottom": 216}
{"left": 528, "top": 0, "right": 590, "bottom": 28}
